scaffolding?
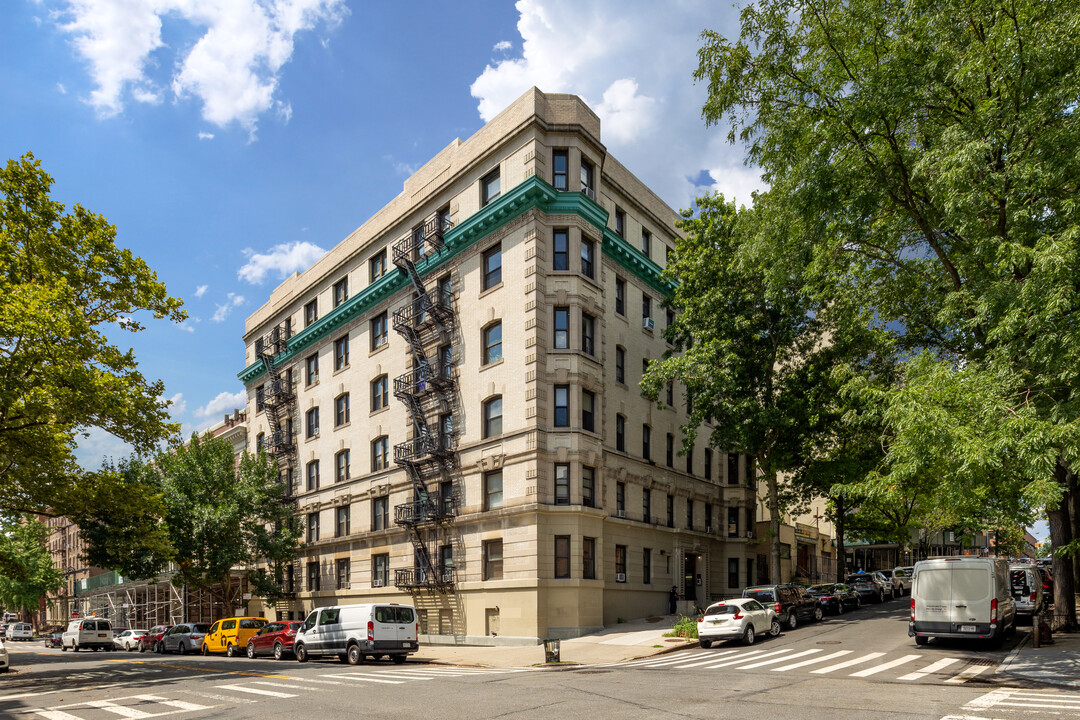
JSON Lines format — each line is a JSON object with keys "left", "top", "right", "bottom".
{"left": 65, "top": 573, "right": 254, "bottom": 628}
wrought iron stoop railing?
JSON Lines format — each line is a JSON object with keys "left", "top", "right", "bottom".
{"left": 391, "top": 211, "right": 458, "bottom": 594}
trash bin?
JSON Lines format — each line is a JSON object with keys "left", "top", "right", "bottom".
{"left": 543, "top": 638, "right": 560, "bottom": 663}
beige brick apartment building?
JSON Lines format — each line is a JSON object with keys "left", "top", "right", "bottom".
{"left": 239, "top": 88, "right": 762, "bottom": 643}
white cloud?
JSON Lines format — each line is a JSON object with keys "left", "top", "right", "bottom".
{"left": 57, "top": 82, "right": 67, "bottom": 94}
{"left": 493, "top": 40, "right": 512, "bottom": 52}
{"left": 197, "top": 131, "right": 214, "bottom": 140}
{"left": 211, "top": 292, "right": 246, "bottom": 322}
{"left": 179, "top": 322, "right": 195, "bottom": 333}
{"left": 56, "top": 0, "right": 348, "bottom": 134}
{"left": 194, "top": 284, "right": 208, "bottom": 298}
{"left": 167, "top": 392, "right": 187, "bottom": 414}
{"left": 73, "top": 426, "right": 134, "bottom": 469}
{"left": 469, "top": 0, "right": 764, "bottom": 209}
{"left": 237, "top": 241, "right": 326, "bottom": 284}
{"left": 194, "top": 390, "right": 247, "bottom": 419}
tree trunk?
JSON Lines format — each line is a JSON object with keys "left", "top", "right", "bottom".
{"left": 1048, "top": 460, "right": 1077, "bottom": 632}
{"left": 834, "top": 496, "right": 846, "bottom": 583}
{"left": 1068, "top": 469, "right": 1080, "bottom": 598}
{"left": 767, "top": 470, "right": 781, "bottom": 583}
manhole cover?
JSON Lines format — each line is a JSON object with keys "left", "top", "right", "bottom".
{"left": 967, "top": 658, "right": 997, "bottom": 666}
{"left": 817, "top": 641, "right": 842, "bottom": 645}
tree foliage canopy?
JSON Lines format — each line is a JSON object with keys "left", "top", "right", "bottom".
{"left": 0, "top": 515, "right": 64, "bottom": 613}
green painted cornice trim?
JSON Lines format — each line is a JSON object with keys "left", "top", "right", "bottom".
{"left": 238, "top": 176, "right": 672, "bottom": 385}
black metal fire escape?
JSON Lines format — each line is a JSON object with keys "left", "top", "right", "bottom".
{"left": 391, "top": 212, "right": 458, "bottom": 593}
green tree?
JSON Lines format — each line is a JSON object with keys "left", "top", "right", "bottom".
{"left": 696, "top": 0, "right": 1080, "bottom": 628}
{"left": 0, "top": 515, "right": 64, "bottom": 618}
{"left": 158, "top": 433, "right": 301, "bottom": 611}
{"left": 0, "top": 152, "right": 186, "bottom": 519}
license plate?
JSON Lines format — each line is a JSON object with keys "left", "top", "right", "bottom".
{"left": 98, "top": 634, "right": 106, "bottom": 637}
{"left": 960, "top": 625, "right": 977, "bottom": 632}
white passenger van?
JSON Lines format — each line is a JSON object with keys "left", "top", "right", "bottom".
{"left": 62, "top": 618, "right": 115, "bottom": 652}
{"left": 909, "top": 557, "right": 1016, "bottom": 647}
{"left": 293, "top": 603, "right": 418, "bottom": 665}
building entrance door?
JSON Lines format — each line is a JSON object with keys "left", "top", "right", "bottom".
{"left": 683, "top": 554, "right": 698, "bottom": 608}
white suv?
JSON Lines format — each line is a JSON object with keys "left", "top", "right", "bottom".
{"left": 887, "top": 567, "right": 914, "bottom": 596}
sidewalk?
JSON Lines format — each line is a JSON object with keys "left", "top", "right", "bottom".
{"left": 411, "top": 615, "right": 693, "bottom": 668}
{"left": 998, "top": 631, "right": 1080, "bottom": 687}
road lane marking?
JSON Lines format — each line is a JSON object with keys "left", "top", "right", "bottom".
{"left": 701, "top": 648, "right": 792, "bottom": 669}
{"left": 849, "top": 654, "right": 921, "bottom": 677}
{"left": 29, "top": 712, "right": 83, "bottom": 720}
{"left": 736, "top": 649, "right": 823, "bottom": 669}
{"left": 128, "top": 695, "right": 211, "bottom": 712}
{"left": 83, "top": 699, "right": 155, "bottom": 719}
{"left": 248, "top": 681, "right": 305, "bottom": 690}
{"left": 897, "top": 658, "right": 962, "bottom": 681}
{"left": 944, "top": 664, "right": 991, "bottom": 684}
{"left": 321, "top": 673, "right": 407, "bottom": 684}
{"left": 965, "top": 688, "right": 1080, "bottom": 711}
{"left": 214, "top": 684, "right": 297, "bottom": 698}
{"left": 179, "top": 691, "right": 255, "bottom": 704}
{"left": 104, "top": 659, "right": 293, "bottom": 678}
{"left": 810, "top": 652, "right": 885, "bottom": 674}
{"left": 770, "top": 650, "right": 852, "bottom": 672}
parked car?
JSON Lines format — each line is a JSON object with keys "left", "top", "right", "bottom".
{"left": 62, "top": 618, "right": 114, "bottom": 652}
{"left": 0, "top": 640, "right": 8, "bottom": 673}
{"left": 1035, "top": 565, "right": 1054, "bottom": 603}
{"left": 910, "top": 557, "right": 1017, "bottom": 647}
{"left": 160, "top": 623, "right": 211, "bottom": 655}
{"left": 246, "top": 621, "right": 303, "bottom": 660}
{"left": 202, "top": 616, "right": 268, "bottom": 657}
{"left": 698, "top": 598, "right": 781, "bottom": 647}
{"left": 6, "top": 622, "right": 33, "bottom": 641}
{"left": 114, "top": 629, "right": 148, "bottom": 651}
{"left": 140, "top": 625, "right": 173, "bottom": 653}
{"left": 846, "top": 573, "right": 891, "bottom": 603}
{"left": 883, "top": 567, "right": 914, "bottom": 595}
{"left": 44, "top": 632, "right": 64, "bottom": 649}
{"left": 742, "top": 584, "right": 822, "bottom": 629}
{"left": 807, "top": 583, "right": 861, "bottom": 614}
{"left": 1009, "top": 565, "right": 1043, "bottom": 622}
{"left": 294, "top": 603, "right": 418, "bottom": 665}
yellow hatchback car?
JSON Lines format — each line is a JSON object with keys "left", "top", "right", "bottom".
{"left": 201, "top": 617, "right": 268, "bottom": 657}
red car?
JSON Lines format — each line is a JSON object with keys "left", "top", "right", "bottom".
{"left": 139, "top": 624, "right": 174, "bottom": 653}
{"left": 245, "top": 621, "right": 302, "bottom": 660}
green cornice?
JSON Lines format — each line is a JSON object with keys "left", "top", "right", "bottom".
{"left": 238, "top": 176, "right": 672, "bottom": 385}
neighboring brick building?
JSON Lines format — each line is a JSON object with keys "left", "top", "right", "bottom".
{"left": 239, "top": 88, "right": 762, "bottom": 643}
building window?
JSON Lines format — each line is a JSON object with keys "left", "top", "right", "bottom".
{"left": 728, "top": 558, "right": 740, "bottom": 589}
{"left": 553, "top": 228, "right": 569, "bottom": 270}
{"left": 666, "top": 433, "right": 674, "bottom": 467}
{"left": 483, "top": 396, "right": 503, "bottom": 438}
{"left": 583, "top": 537, "right": 596, "bottom": 580}
{"left": 615, "top": 545, "right": 627, "bottom": 582}
{"left": 304, "top": 299, "right": 318, "bottom": 328}
{"left": 483, "top": 322, "right": 502, "bottom": 364}
{"left": 615, "top": 346, "right": 625, "bottom": 383}
{"left": 728, "top": 507, "right": 739, "bottom": 537}
{"left": 306, "top": 460, "right": 319, "bottom": 492}
{"left": 686, "top": 444, "right": 694, "bottom": 474}
{"left": 705, "top": 449, "right": 713, "bottom": 481}
{"left": 371, "top": 436, "right": 389, "bottom": 471}
{"left": 440, "top": 545, "right": 454, "bottom": 581}
{"left": 370, "top": 249, "right": 387, "bottom": 282}
{"left": 305, "top": 353, "right": 319, "bottom": 386}
{"left": 552, "top": 149, "right": 568, "bottom": 190}
{"left": 614, "top": 208, "right": 625, "bottom": 237}
{"left": 481, "top": 167, "right": 501, "bottom": 206}
{"left": 372, "top": 553, "right": 388, "bottom": 587}
{"left": 642, "top": 424, "right": 651, "bottom": 460}
{"left": 667, "top": 494, "right": 674, "bottom": 528}
{"left": 686, "top": 498, "right": 694, "bottom": 530}
{"left": 554, "top": 385, "right": 569, "bottom": 427}
{"left": 641, "top": 228, "right": 651, "bottom": 258}
{"left": 705, "top": 502, "right": 713, "bottom": 533}
{"left": 256, "top": 432, "right": 264, "bottom": 453}
{"left": 747, "top": 558, "right": 755, "bottom": 588}
{"left": 554, "top": 536, "right": 570, "bottom": 579}
{"left": 666, "top": 308, "right": 675, "bottom": 337}
{"left": 336, "top": 558, "right": 350, "bottom": 589}
{"left": 307, "top": 561, "right": 320, "bottom": 592}
{"left": 334, "top": 393, "right": 350, "bottom": 427}
{"left": 334, "top": 335, "right": 349, "bottom": 371}
{"left": 747, "top": 507, "right": 755, "bottom": 537}
{"left": 615, "top": 414, "right": 626, "bottom": 452}
{"left": 440, "top": 412, "right": 454, "bottom": 451}
{"left": 333, "top": 277, "right": 348, "bottom": 308}
{"left": 728, "top": 453, "right": 739, "bottom": 485}
{"left": 370, "top": 311, "right": 388, "bottom": 350}
{"left": 616, "top": 481, "right": 625, "bottom": 517}
{"left": 306, "top": 407, "right": 320, "bottom": 439}
{"left": 483, "top": 540, "right": 503, "bottom": 581}
{"left": 373, "top": 496, "right": 389, "bottom": 531}
{"left": 642, "top": 488, "right": 651, "bottom": 523}
{"left": 615, "top": 277, "right": 626, "bottom": 316}
{"left": 666, "top": 381, "right": 674, "bottom": 407}
{"left": 554, "top": 307, "right": 569, "bottom": 349}
{"left": 484, "top": 470, "right": 503, "bottom": 511}
{"left": 642, "top": 294, "right": 652, "bottom": 323}
{"left": 336, "top": 506, "right": 350, "bottom": 538}
{"left": 482, "top": 244, "right": 502, "bottom": 290}
{"left": 582, "top": 466, "right": 595, "bottom": 508}
{"left": 371, "top": 375, "right": 388, "bottom": 411}
{"left": 746, "top": 456, "right": 756, "bottom": 488}
{"left": 580, "top": 237, "right": 594, "bottom": 279}
{"left": 335, "top": 449, "right": 350, "bottom": 483}
{"left": 643, "top": 548, "right": 652, "bottom": 584}
{"left": 580, "top": 159, "right": 594, "bottom": 199}
{"left": 439, "top": 343, "right": 453, "bottom": 379}
{"left": 581, "top": 390, "right": 595, "bottom": 432}
{"left": 581, "top": 313, "right": 595, "bottom": 355}
{"left": 307, "top": 512, "right": 319, "bottom": 543}
{"left": 255, "top": 384, "right": 265, "bottom": 413}
{"left": 555, "top": 464, "right": 570, "bottom": 505}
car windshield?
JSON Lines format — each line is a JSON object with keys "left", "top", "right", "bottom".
{"left": 745, "top": 589, "right": 775, "bottom": 602}
{"left": 705, "top": 605, "right": 738, "bottom": 615}
{"left": 846, "top": 575, "right": 871, "bottom": 583}
{"left": 192, "top": 624, "right": 211, "bottom": 633}
{"left": 808, "top": 585, "right": 834, "bottom": 594}
{"left": 239, "top": 619, "right": 266, "bottom": 629}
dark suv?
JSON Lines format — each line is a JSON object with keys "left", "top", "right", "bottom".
{"left": 742, "top": 584, "right": 822, "bottom": 630}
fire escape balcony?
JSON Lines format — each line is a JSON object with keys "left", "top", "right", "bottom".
{"left": 392, "top": 362, "right": 452, "bottom": 402}
{"left": 391, "top": 287, "right": 453, "bottom": 335}
{"left": 393, "top": 433, "right": 453, "bottom": 465}
{"left": 265, "top": 376, "right": 295, "bottom": 404}
{"left": 266, "top": 430, "right": 295, "bottom": 457}
{"left": 394, "top": 497, "right": 457, "bottom": 526}
{"left": 394, "top": 566, "right": 455, "bottom": 591}
{"left": 392, "top": 215, "right": 450, "bottom": 269}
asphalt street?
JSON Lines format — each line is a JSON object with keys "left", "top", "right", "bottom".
{"left": 3, "top": 598, "right": 1078, "bottom": 720}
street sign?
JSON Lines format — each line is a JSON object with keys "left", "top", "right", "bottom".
{"left": 71, "top": 611, "right": 80, "bottom": 618}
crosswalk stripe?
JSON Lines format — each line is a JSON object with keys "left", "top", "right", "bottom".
{"left": 291, "top": 678, "right": 343, "bottom": 685}
{"left": 897, "top": 658, "right": 962, "bottom": 681}
{"left": 321, "top": 673, "right": 406, "bottom": 685}
{"left": 248, "top": 681, "right": 305, "bottom": 690}
{"left": 637, "top": 650, "right": 742, "bottom": 670}
{"left": 810, "top": 652, "right": 885, "bottom": 674}
{"left": 127, "top": 695, "right": 211, "bottom": 711}
{"left": 849, "top": 654, "right": 921, "bottom": 677}
{"left": 31, "top": 712, "right": 83, "bottom": 720}
{"left": 736, "top": 649, "right": 823, "bottom": 670}
{"left": 771, "top": 650, "right": 852, "bottom": 672}
{"left": 944, "top": 664, "right": 990, "bottom": 684}
{"left": 702, "top": 647, "right": 791, "bottom": 669}
{"left": 215, "top": 684, "right": 297, "bottom": 698}
{"left": 181, "top": 691, "right": 255, "bottom": 704}
{"left": 83, "top": 700, "right": 154, "bottom": 719}
{"left": 627, "top": 654, "right": 720, "bottom": 668}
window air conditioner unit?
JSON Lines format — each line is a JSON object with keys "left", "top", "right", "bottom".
{"left": 705, "top": 526, "right": 712, "bottom": 534}
{"left": 642, "top": 317, "right": 654, "bottom": 331}
{"left": 371, "top": 579, "right": 385, "bottom": 588}
{"left": 616, "top": 509, "right": 626, "bottom": 518}
{"left": 615, "top": 573, "right": 626, "bottom": 582}
{"left": 746, "top": 531, "right": 754, "bottom": 539}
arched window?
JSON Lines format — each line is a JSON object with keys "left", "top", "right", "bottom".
{"left": 483, "top": 322, "right": 502, "bottom": 365}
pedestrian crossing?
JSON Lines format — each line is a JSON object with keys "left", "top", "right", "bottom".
{"left": 959, "top": 687, "right": 1080, "bottom": 715}
{"left": 600, "top": 645, "right": 1001, "bottom": 684}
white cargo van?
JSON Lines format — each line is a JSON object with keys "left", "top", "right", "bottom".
{"left": 909, "top": 557, "right": 1016, "bottom": 646}
{"left": 61, "top": 618, "right": 115, "bottom": 652}
{"left": 293, "top": 603, "right": 418, "bottom": 665}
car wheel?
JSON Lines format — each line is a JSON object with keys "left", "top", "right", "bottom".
{"left": 878, "top": 591, "right": 885, "bottom": 603}
{"left": 226, "top": 643, "right": 236, "bottom": 658}
{"left": 295, "top": 643, "right": 308, "bottom": 663}
{"left": 915, "top": 635, "right": 929, "bottom": 646}
{"left": 856, "top": 597, "right": 862, "bottom": 609}
{"left": 92, "top": 647, "right": 99, "bottom": 652}
{"left": 347, "top": 644, "right": 362, "bottom": 665}
{"left": 178, "top": 642, "right": 187, "bottom": 655}
{"left": 769, "top": 619, "right": 781, "bottom": 637}
{"left": 274, "top": 643, "right": 284, "bottom": 661}
{"left": 787, "top": 613, "right": 797, "bottom": 631}
{"left": 139, "top": 644, "right": 145, "bottom": 653}
{"left": 837, "top": 602, "right": 845, "bottom": 615}
{"left": 247, "top": 642, "right": 256, "bottom": 659}
{"left": 742, "top": 626, "right": 755, "bottom": 646}
{"left": 61, "top": 645, "right": 68, "bottom": 652}
{"left": 813, "top": 607, "right": 823, "bottom": 622}
{"left": 699, "top": 639, "right": 712, "bottom": 649}
{"left": 391, "top": 654, "right": 407, "bottom": 664}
